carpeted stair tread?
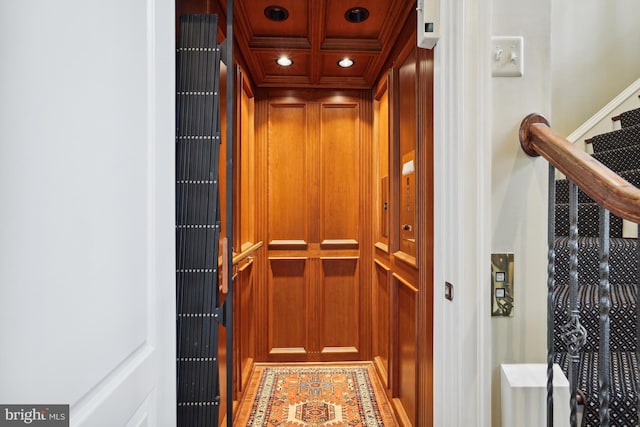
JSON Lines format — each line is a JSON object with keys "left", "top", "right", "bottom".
{"left": 590, "top": 123, "right": 640, "bottom": 154}
{"left": 620, "top": 107, "right": 640, "bottom": 128}
{"left": 554, "top": 351, "right": 638, "bottom": 427}
{"left": 592, "top": 144, "right": 640, "bottom": 174}
{"left": 554, "top": 237, "right": 638, "bottom": 285}
{"left": 617, "top": 168, "right": 640, "bottom": 189}
{"left": 555, "top": 203, "right": 623, "bottom": 238}
{"left": 555, "top": 170, "right": 640, "bottom": 205}
{"left": 555, "top": 179, "right": 595, "bottom": 204}
{"left": 553, "top": 282, "right": 638, "bottom": 353}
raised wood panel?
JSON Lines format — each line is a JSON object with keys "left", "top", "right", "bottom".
{"left": 397, "top": 48, "right": 416, "bottom": 258}
{"left": 239, "top": 71, "right": 255, "bottom": 247}
{"left": 374, "top": 261, "right": 391, "bottom": 384}
{"left": 267, "top": 104, "right": 308, "bottom": 243}
{"left": 396, "top": 277, "right": 417, "bottom": 426}
{"left": 268, "top": 258, "right": 308, "bottom": 354}
{"left": 320, "top": 103, "right": 360, "bottom": 243}
{"left": 319, "top": 258, "right": 360, "bottom": 354}
{"left": 238, "top": 258, "right": 256, "bottom": 392}
{"left": 375, "top": 77, "right": 390, "bottom": 246}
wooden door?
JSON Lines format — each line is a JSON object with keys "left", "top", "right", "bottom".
{"left": 260, "top": 89, "right": 371, "bottom": 362}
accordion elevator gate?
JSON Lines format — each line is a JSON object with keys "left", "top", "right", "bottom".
{"left": 175, "top": 8, "right": 234, "bottom": 426}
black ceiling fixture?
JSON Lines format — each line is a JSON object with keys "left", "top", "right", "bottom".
{"left": 264, "top": 5, "right": 289, "bottom": 22}
{"left": 344, "top": 7, "right": 369, "bottom": 23}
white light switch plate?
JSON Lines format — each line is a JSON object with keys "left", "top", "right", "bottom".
{"left": 492, "top": 36, "right": 524, "bottom": 77}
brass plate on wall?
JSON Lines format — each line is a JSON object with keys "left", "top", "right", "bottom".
{"left": 491, "top": 253, "right": 514, "bottom": 317}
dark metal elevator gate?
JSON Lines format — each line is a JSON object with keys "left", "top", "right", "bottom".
{"left": 175, "top": 13, "right": 233, "bottom": 426}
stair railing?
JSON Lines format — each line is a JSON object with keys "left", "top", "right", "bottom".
{"left": 519, "top": 113, "right": 640, "bottom": 427}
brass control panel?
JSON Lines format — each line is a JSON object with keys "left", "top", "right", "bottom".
{"left": 491, "top": 253, "right": 514, "bottom": 317}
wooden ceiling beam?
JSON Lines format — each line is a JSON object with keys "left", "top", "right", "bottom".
{"left": 309, "top": 0, "right": 327, "bottom": 84}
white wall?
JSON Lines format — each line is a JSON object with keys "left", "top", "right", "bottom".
{"left": 490, "top": 0, "right": 551, "bottom": 426}
{"left": 551, "top": 0, "right": 640, "bottom": 135}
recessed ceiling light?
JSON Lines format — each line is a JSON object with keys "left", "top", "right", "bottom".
{"left": 345, "top": 7, "right": 369, "bottom": 23}
{"left": 276, "top": 56, "right": 293, "bottom": 67}
{"left": 264, "top": 5, "right": 289, "bottom": 22}
{"left": 338, "top": 58, "right": 355, "bottom": 68}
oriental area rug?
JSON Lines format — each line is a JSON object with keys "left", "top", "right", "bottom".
{"left": 234, "top": 363, "right": 399, "bottom": 426}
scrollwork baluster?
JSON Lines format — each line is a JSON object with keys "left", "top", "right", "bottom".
{"left": 560, "top": 181, "right": 587, "bottom": 427}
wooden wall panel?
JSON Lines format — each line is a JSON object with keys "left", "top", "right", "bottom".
{"left": 375, "top": 81, "right": 390, "bottom": 247}
{"left": 267, "top": 104, "right": 308, "bottom": 244}
{"left": 238, "top": 257, "right": 256, "bottom": 391}
{"left": 320, "top": 258, "right": 360, "bottom": 354}
{"left": 373, "top": 261, "right": 391, "bottom": 385}
{"left": 397, "top": 278, "right": 417, "bottom": 426}
{"left": 397, "top": 48, "right": 417, "bottom": 258}
{"left": 239, "top": 74, "right": 255, "bottom": 247}
{"left": 319, "top": 104, "right": 360, "bottom": 246}
{"left": 260, "top": 89, "right": 370, "bottom": 363}
{"left": 268, "top": 258, "right": 308, "bottom": 354}
{"left": 416, "top": 45, "right": 435, "bottom": 427}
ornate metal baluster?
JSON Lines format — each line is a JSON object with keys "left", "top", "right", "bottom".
{"left": 547, "top": 164, "right": 556, "bottom": 427}
{"left": 598, "top": 207, "right": 611, "bottom": 426}
{"left": 560, "top": 181, "right": 587, "bottom": 427}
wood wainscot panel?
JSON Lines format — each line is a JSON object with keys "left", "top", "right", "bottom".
{"left": 373, "top": 260, "right": 391, "bottom": 387}
{"left": 393, "top": 274, "right": 418, "bottom": 426}
{"left": 319, "top": 257, "right": 360, "bottom": 358}
{"left": 319, "top": 103, "right": 360, "bottom": 244}
{"left": 237, "top": 256, "right": 256, "bottom": 393}
{"left": 267, "top": 103, "right": 308, "bottom": 243}
{"left": 268, "top": 257, "right": 309, "bottom": 358}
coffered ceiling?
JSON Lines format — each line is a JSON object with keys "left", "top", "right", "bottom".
{"left": 214, "top": 0, "right": 417, "bottom": 89}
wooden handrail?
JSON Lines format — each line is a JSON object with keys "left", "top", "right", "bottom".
{"left": 221, "top": 237, "right": 229, "bottom": 294}
{"left": 218, "top": 241, "right": 264, "bottom": 267}
{"left": 519, "top": 113, "right": 640, "bottom": 223}
{"left": 218, "top": 241, "right": 263, "bottom": 293}
{"left": 232, "top": 241, "right": 263, "bottom": 265}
